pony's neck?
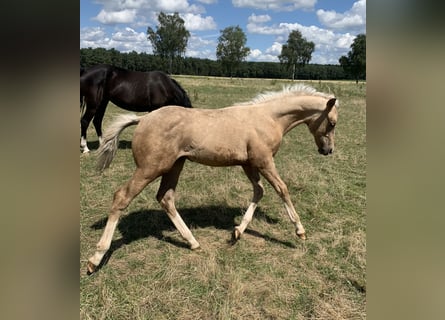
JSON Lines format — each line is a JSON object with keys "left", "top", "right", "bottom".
{"left": 266, "top": 96, "right": 326, "bottom": 135}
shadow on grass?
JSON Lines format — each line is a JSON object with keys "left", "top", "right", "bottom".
{"left": 89, "top": 205, "right": 295, "bottom": 272}
{"left": 85, "top": 139, "right": 132, "bottom": 152}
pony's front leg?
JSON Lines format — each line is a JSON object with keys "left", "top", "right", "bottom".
{"left": 259, "top": 163, "right": 306, "bottom": 240}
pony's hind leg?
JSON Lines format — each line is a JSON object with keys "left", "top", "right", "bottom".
{"left": 156, "top": 158, "right": 200, "bottom": 250}
{"left": 233, "top": 166, "right": 264, "bottom": 241}
{"left": 87, "top": 168, "right": 153, "bottom": 274}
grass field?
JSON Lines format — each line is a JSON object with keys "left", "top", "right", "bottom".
{"left": 80, "top": 77, "right": 366, "bottom": 319}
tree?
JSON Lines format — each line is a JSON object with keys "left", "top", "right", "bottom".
{"left": 216, "top": 25, "right": 250, "bottom": 77}
{"left": 147, "top": 12, "right": 190, "bottom": 74}
{"left": 279, "top": 30, "right": 315, "bottom": 81}
{"left": 339, "top": 34, "right": 366, "bottom": 83}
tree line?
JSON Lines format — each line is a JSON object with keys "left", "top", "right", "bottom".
{"left": 81, "top": 47, "right": 350, "bottom": 80}
{"left": 80, "top": 12, "right": 365, "bottom": 81}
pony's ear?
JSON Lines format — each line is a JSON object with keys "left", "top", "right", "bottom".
{"left": 326, "top": 98, "right": 336, "bottom": 111}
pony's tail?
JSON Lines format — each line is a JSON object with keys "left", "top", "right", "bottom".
{"left": 96, "top": 113, "right": 141, "bottom": 172}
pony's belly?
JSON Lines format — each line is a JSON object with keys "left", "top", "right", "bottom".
{"left": 185, "top": 147, "right": 247, "bottom": 166}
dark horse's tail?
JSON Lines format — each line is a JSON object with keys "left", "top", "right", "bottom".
{"left": 96, "top": 114, "right": 141, "bottom": 172}
{"left": 171, "top": 78, "right": 192, "bottom": 108}
{"left": 80, "top": 95, "right": 86, "bottom": 118}
{"left": 80, "top": 66, "right": 87, "bottom": 118}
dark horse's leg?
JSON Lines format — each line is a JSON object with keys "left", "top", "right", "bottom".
{"left": 92, "top": 100, "right": 108, "bottom": 147}
{"left": 80, "top": 104, "right": 96, "bottom": 153}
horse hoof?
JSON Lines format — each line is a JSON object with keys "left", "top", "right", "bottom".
{"left": 190, "top": 243, "right": 201, "bottom": 250}
{"left": 86, "top": 261, "right": 97, "bottom": 275}
{"left": 229, "top": 228, "right": 241, "bottom": 246}
{"left": 297, "top": 232, "right": 306, "bottom": 240}
{"left": 233, "top": 228, "right": 241, "bottom": 240}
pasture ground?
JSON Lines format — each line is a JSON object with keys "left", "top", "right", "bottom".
{"left": 80, "top": 77, "right": 366, "bottom": 319}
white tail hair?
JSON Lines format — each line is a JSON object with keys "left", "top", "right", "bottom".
{"left": 96, "top": 113, "right": 141, "bottom": 172}
{"left": 80, "top": 97, "right": 86, "bottom": 119}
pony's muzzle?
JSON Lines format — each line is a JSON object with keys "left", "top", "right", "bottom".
{"left": 318, "top": 147, "right": 333, "bottom": 155}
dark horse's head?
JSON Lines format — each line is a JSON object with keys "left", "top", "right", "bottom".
{"left": 170, "top": 78, "right": 192, "bottom": 108}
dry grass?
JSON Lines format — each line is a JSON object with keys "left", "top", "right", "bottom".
{"left": 80, "top": 77, "right": 366, "bottom": 319}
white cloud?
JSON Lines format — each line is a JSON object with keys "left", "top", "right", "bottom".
{"left": 248, "top": 14, "right": 271, "bottom": 24}
{"left": 92, "top": 0, "right": 205, "bottom": 26}
{"left": 316, "top": 0, "right": 366, "bottom": 32}
{"left": 94, "top": 9, "right": 137, "bottom": 24}
{"left": 249, "top": 49, "right": 262, "bottom": 58}
{"left": 247, "top": 48, "right": 278, "bottom": 62}
{"left": 186, "top": 49, "right": 216, "bottom": 60}
{"left": 186, "top": 34, "right": 217, "bottom": 59}
{"left": 182, "top": 13, "right": 217, "bottom": 31}
{"left": 246, "top": 42, "right": 283, "bottom": 62}
{"left": 248, "top": 17, "right": 356, "bottom": 50}
{"left": 245, "top": 13, "right": 360, "bottom": 64}
{"left": 80, "top": 27, "right": 107, "bottom": 42}
{"left": 233, "top": 0, "right": 316, "bottom": 11}
{"left": 156, "top": 0, "right": 190, "bottom": 12}
{"left": 115, "top": 0, "right": 146, "bottom": 10}
{"left": 112, "top": 27, "right": 147, "bottom": 42}
{"left": 94, "top": 0, "right": 190, "bottom": 12}
{"left": 247, "top": 15, "right": 282, "bottom": 35}
{"left": 80, "top": 26, "right": 153, "bottom": 53}
{"left": 266, "top": 42, "right": 282, "bottom": 55}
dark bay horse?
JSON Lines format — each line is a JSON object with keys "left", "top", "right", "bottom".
{"left": 86, "top": 84, "right": 339, "bottom": 273}
{"left": 80, "top": 64, "right": 192, "bottom": 153}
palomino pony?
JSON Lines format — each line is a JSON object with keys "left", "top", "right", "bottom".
{"left": 87, "top": 84, "right": 338, "bottom": 273}
{"left": 80, "top": 64, "right": 192, "bottom": 153}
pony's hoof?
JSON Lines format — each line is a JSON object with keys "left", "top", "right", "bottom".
{"left": 297, "top": 232, "right": 306, "bottom": 240}
{"left": 86, "top": 261, "right": 97, "bottom": 275}
{"left": 229, "top": 228, "right": 241, "bottom": 246}
{"left": 233, "top": 228, "right": 241, "bottom": 240}
{"left": 190, "top": 243, "right": 201, "bottom": 250}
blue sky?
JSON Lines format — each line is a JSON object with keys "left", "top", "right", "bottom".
{"left": 80, "top": 0, "right": 366, "bottom": 64}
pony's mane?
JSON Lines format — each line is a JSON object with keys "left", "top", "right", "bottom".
{"left": 239, "top": 84, "right": 334, "bottom": 106}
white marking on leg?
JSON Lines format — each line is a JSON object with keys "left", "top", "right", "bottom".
{"left": 98, "top": 136, "right": 103, "bottom": 145}
{"left": 80, "top": 136, "right": 89, "bottom": 153}
{"left": 235, "top": 202, "right": 257, "bottom": 236}
{"left": 236, "top": 166, "right": 263, "bottom": 239}
{"left": 88, "top": 218, "right": 119, "bottom": 267}
{"left": 284, "top": 203, "right": 305, "bottom": 236}
{"left": 168, "top": 210, "right": 200, "bottom": 249}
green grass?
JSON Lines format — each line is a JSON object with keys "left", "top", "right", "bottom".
{"left": 80, "top": 77, "right": 366, "bottom": 319}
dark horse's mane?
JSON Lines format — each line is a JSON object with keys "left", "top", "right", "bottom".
{"left": 80, "top": 64, "right": 192, "bottom": 152}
